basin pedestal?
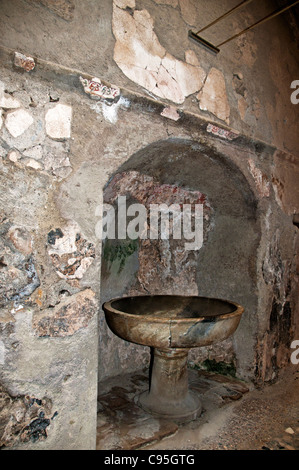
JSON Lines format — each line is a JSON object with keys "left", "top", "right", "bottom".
{"left": 138, "top": 348, "right": 201, "bottom": 422}
{"left": 103, "top": 295, "right": 244, "bottom": 423}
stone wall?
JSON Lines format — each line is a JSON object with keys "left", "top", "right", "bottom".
{"left": 0, "top": 0, "right": 298, "bottom": 450}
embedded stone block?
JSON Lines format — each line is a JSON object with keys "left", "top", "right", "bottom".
{"left": 5, "top": 109, "right": 34, "bottom": 138}
{"left": 79, "top": 76, "right": 120, "bottom": 104}
{"left": 14, "top": 52, "right": 35, "bottom": 72}
{"left": 47, "top": 223, "right": 95, "bottom": 281}
{"left": 160, "top": 106, "right": 180, "bottom": 121}
{"left": 0, "top": 218, "right": 39, "bottom": 307}
{"left": 33, "top": 288, "right": 98, "bottom": 337}
{"left": 0, "top": 384, "right": 54, "bottom": 448}
{"left": 45, "top": 103, "right": 72, "bottom": 140}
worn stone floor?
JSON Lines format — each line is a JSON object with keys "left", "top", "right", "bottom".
{"left": 96, "top": 366, "right": 299, "bottom": 451}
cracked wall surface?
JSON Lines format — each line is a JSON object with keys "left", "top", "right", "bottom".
{"left": 0, "top": 0, "right": 298, "bottom": 450}
{"left": 1, "top": 0, "right": 298, "bottom": 154}
{"left": 112, "top": 1, "right": 206, "bottom": 105}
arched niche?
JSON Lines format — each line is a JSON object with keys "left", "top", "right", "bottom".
{"left": 99, "top": 138, "right": 260, "bottom": 382}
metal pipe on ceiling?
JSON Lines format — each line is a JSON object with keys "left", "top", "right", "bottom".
{"left": 189, "top": 0, "right": 299, "bottom": 54}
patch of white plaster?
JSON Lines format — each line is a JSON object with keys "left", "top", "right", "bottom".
{"left": 5, "top": 109, "right": 34, "bottom": 138}
{"left": 8, "top": 149, "right": 22, "bottom": 162}
{"left": 197, "top": 68, "right": 230, "bottom": 124}
{"left": 0, "top": 95, "right": 21, "bottom": 109}
{"left": 90, "top": 96, "right": 130, "bottom": 124}
{"left": 112, "top": 3, "right": 206, "bottom": 104}
{"left": 161, "top": 106, "right": 180, "bottom": 121}
{"left": 185, "top": 49, "right": 200, "bottom": 66}
{"left": 23, "top": 158, "right": 44, "bottom": 170}
{"left": 45, "top": 103, "right": 72, "bottom": 140}
{"left": 10, "top": 304, "right": 25, "bottom": 315}
{"left": 73, "top": 257, "right": 94, "bottom": 279}
{"left": 48, "top": 222, "right": 79, "bottom": 256}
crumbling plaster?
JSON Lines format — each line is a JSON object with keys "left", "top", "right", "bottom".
{"left": 0, "top": 0, "right": 298, "bottom": 154}
{"left": 0, "top": 0, "right": 298, "bottom": 450}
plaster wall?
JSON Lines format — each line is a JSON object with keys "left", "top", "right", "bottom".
{"left": 0, "top": 0, "right": 298, "bottom": 450}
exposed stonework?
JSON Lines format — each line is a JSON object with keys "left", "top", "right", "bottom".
{"left": 0, "top": 215, "right": 39, "bottom": 307}
{"left": 14, "top": 52, "right": 35, "bottom": 73}
{"left": 43, "top": 140, "right": 72, "bottom": 179}
{"left": 104, "top": 171, "right": 210, "bottom": 208}
{"left": 160, "top": 106, "right": 180, "bottom": 121}
{"left": 257, "top": 231, "right": 296, "bottom": 383}
{"left": 103, "top": 170, "right": 212, "bottom": 295}
{"left": 23, "top": 145, "right": 43, "bottom": 161}
{"left": 33, "top": 288, "right": 97, "bottom": 337}
{"left": 45, "top": 103, "right": 72, "bottom": 140}
{"left": 7, "top": 150, "right": 21, "bottom": 163}
{"left": 5, "top": 109, "right": 34, "bottom": 138}
{"left": 5, "top": 142, "right": 72, "bottom": 179}
{"left": 0, "top": 384, "right": 54, "bottom": 448}
{"left": 197, "top": 68, "right": 230, "bottom": 124}
{"left": 8, "top": 226, "right": 33, "bottom": 256}
{"left": 0, "top": 0, "right": 298, "bottom": 450}
{"left": 112, "top": 2, "right": 206, "bottom": 104}
{"left": 0, "top": 83, "right": 21, "bottom": 109}
{"left": 47, "top": 223, "right": 95, "bottom": 283}
{"left": 1, "top": 77, "right": 73, "bottom": 180}
{"left": 79, "top": 76, "right": 120, "bottom": 104}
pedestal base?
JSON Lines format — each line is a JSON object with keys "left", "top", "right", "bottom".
{"left": 137, "top": 348, "right": 202, "bottom": 423}
{"left": 138, "top": 389, "right": 202, "bottom": 422}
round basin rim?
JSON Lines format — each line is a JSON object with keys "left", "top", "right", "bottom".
{"left": 103, "top": 295, "right": 244, "bottom": 323}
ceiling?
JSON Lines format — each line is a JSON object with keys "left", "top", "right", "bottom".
{"left": 274, "top": 0, "right": 299, "bottom": 47}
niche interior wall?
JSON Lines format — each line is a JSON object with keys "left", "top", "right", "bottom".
{"left": 0, "top": 0, "right": 298, "bottom": 450}
{"left": 99, "top": 138, "right": 260, "bottom": 383}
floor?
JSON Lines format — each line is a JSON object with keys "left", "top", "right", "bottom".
{"left": 96, "top": 366, "right": 299, "bottom": 451}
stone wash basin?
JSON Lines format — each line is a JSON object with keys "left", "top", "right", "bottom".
{"left": 103, "top": 295, "right": 244, "bottom": 422}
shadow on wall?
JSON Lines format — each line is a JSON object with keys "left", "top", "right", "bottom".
{"left": 98, "top": 138, "right": 260, "bottom": 383}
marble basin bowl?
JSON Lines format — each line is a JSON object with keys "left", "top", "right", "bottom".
{"left": 103, "top": 295, "right": 244, "bottom": 422}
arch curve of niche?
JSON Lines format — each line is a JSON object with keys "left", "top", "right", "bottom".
{"left": 99, "top": 138, "right": 260, "bottom": 383}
